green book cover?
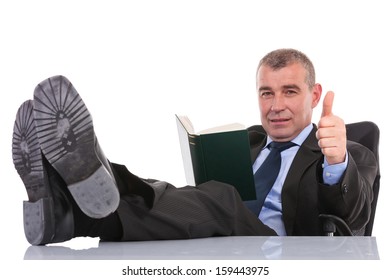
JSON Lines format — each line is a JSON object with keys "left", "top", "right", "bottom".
{"left": 176, "top": 115, "right": 256, "bottom": 201}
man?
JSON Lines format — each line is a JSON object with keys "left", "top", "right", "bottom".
{"left": 12, "top": 49, "right": 377, "bottom": 245}
{"left": 247, "top": 49, "right": 376, "bottom": 235}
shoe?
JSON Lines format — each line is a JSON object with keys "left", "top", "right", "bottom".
{"left": 32, "top": 75, "right": 120, "bottom": 219}
{"left": 12, "top": 100, "right": 74, "bottom": 245}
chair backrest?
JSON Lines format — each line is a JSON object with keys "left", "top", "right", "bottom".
{"left": 346, "top": 121, "right": 380, "bottom": 236}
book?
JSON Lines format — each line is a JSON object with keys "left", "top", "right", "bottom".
{"left": 175, "top": 115, "right": 256, "bottom": 201}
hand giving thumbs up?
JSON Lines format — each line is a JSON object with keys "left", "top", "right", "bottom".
{"left": 316, "top": 91, "right": 347, "bottom": 165}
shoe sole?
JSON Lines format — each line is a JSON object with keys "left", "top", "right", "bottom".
{"left": 12, "top": 100, "right": 55, "bottom": 245}
{"left": 32, "top": 75, "right": 119, "bottom": 219}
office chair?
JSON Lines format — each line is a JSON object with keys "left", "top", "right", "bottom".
{"left": 320, "top": 121, "right": 380, "bottom": 236}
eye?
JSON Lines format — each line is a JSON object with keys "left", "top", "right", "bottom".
{"left": 285, "top": 90, "right": 298, "bottom": 96}
{"left": 260, "top": 91, "right": 274, "bottom": 99}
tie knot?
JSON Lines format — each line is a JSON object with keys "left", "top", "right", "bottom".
{"left": 268, "top": 141, "right": 296, "bottom": 152}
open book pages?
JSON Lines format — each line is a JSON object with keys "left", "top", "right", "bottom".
{"left": 176, "top": 115, "right": 245, "bottom": 135}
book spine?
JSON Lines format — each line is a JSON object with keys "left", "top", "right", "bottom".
{"left": 188, "top": 134, "right": 207, "bottom": 185}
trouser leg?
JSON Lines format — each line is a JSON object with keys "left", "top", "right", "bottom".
{"left": 76, "top": 163, "right": 276, "bottom": 241}
{"left": 112, "top": 164, "right": 276, "bottom": 241}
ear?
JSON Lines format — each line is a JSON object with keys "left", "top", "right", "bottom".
{"left": 311, "top": 83, "right": 322, "bottom": 108}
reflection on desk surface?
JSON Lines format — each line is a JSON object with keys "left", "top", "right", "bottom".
{"left": 24, "top": 236, "right": 379, "bottom": 260}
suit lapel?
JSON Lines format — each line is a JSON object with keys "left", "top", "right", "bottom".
{"left": 245, "top": 127, "right": 267, "bottom": 215}
{"left": 248, "top": 125, "right": 267, "bottom": 163}
{"left": 281, "top": 126, "right": 322, "bottom": 235}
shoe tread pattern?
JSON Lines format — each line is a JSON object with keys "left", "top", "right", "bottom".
{"left": 33, "top": 76, "right": 119, "bottom": 218}
{"left": 12, "top": 100, "right": 56, "bottom": 245}
{"left": 12, "top": 100, "right": 48, "bottom": 202}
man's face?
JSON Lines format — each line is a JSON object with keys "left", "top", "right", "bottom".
{"left": 256, "top": 62, "right": 322, "bottom": 142}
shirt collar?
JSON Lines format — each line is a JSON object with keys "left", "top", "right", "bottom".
{"left": 264, "top": 123, "right": 313, "bottom": 148}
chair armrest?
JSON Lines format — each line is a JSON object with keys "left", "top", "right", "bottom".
{"left": 319, "top": 214, "right": 353, "bottom": 236}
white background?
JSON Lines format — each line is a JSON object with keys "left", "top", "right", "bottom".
{"left": 0, "top": 0, "right": 388, "bottom": 278}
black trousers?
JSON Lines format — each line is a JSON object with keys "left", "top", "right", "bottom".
{"left": 74, "top": 163, "right": 276, "bottom": 241}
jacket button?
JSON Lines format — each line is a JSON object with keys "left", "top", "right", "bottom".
{"left": 342, "top": 184, "right": 348, "bottom": 194}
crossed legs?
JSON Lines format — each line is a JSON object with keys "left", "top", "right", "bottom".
{"left": 12, "top": 76, "right": 276, "bottom": 245}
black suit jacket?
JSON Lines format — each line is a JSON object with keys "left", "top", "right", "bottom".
{"left": 247, "top": 124, "right": 377, "bottom": 235}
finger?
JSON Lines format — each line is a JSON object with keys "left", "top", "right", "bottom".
{"left": 321, "top": 91, "right": 335, "bottom": 117}
{"left": 317, "top": 116, "right": 336, "bottom": 129}
{"left": 316, "top": 127, "right": 334, "bottom": 139}
{"left": 318, "top": 137, "right": 337, "bottom": 149}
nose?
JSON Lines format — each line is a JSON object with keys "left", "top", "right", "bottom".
{"left": 271, "top": 95, "right": 286, "bottom": 112}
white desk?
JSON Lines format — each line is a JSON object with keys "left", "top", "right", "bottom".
{"left": 24, "top": 236, "right": 379, "bottom": 260}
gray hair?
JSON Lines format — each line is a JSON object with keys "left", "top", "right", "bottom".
{"left": 257, "top": 48, "right": 316, "bottom": 89}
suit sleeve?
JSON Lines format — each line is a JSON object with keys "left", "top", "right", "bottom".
{"left": 317, "top": 141, "right": 378, "bottom": 233}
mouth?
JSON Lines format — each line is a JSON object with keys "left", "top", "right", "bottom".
{"left": 269, "top": 118, "right": 291, "bottom": 125}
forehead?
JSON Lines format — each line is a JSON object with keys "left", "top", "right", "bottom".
{"left": 256, "top": 63, "right": 307, "bottom": 88}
